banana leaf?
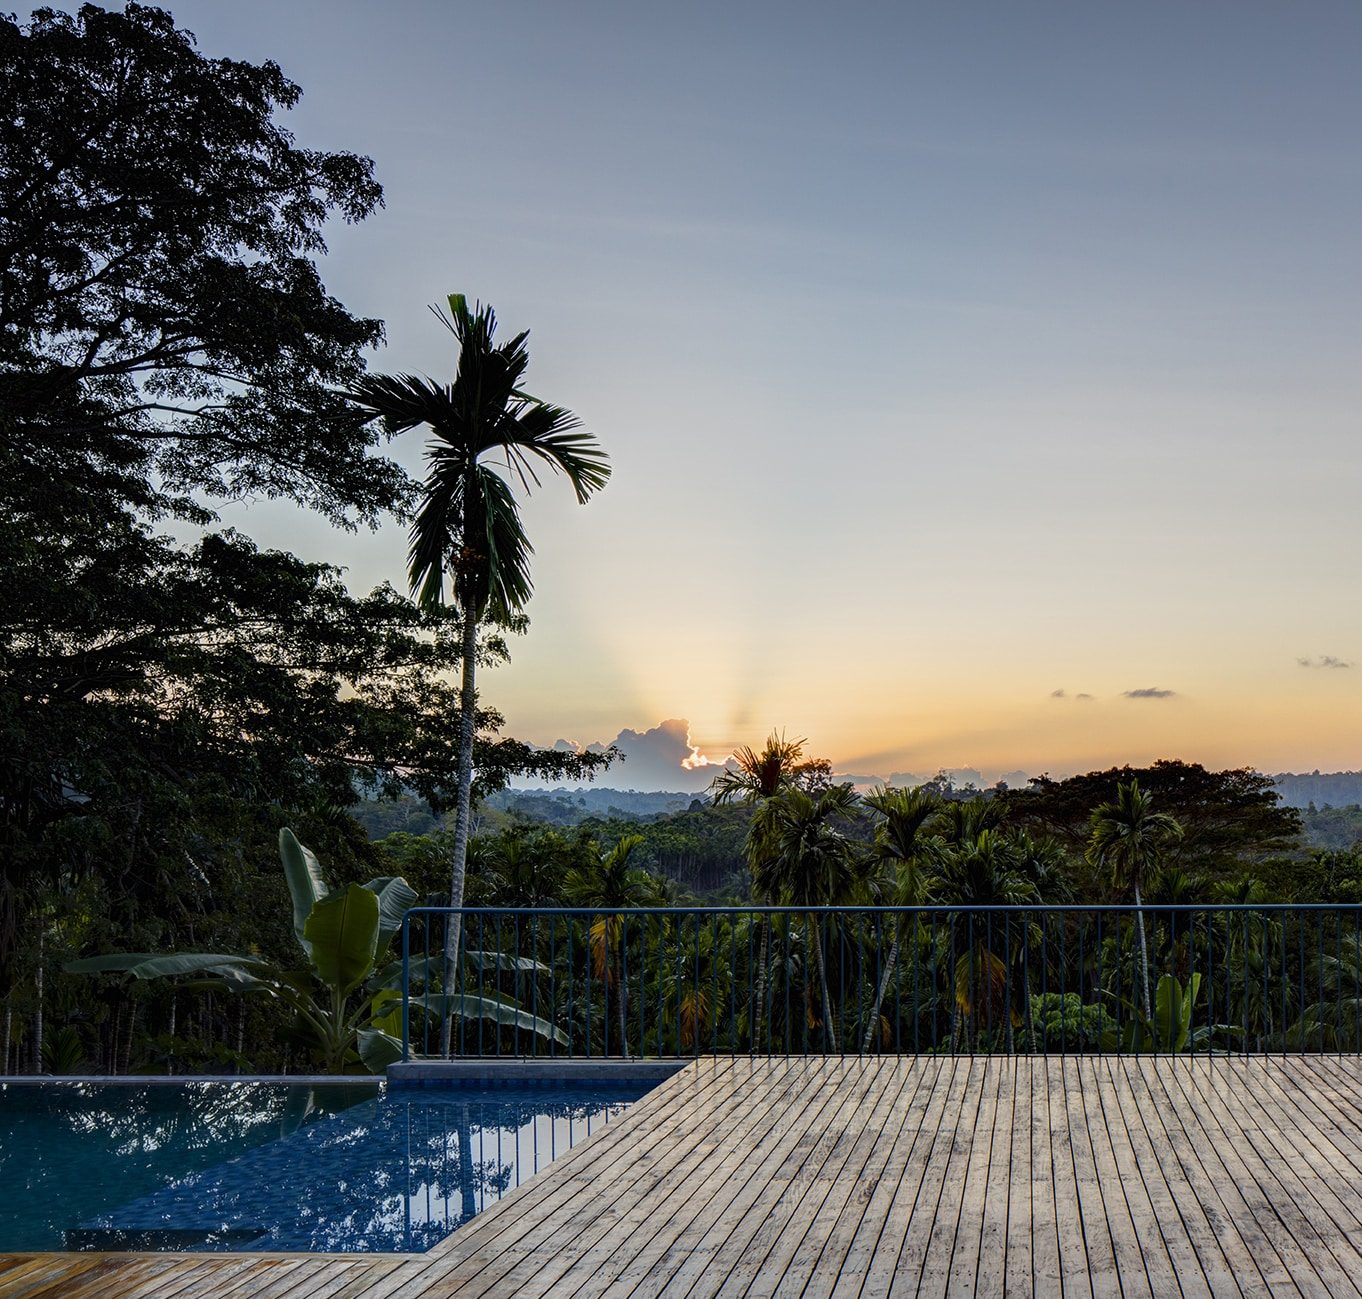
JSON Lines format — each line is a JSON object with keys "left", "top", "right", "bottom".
{"left": 280, "top": 828, "right": 329, "bottom": 957}
{"left": 304, "top": 884, "right": 379, "bottom": 997}
{"left": 465, "top": 950, "right": 551, "bottom": 976}
{"left": 65, "top": 953, "right": 260, "bottom": 980}
{"left": 408, "top": 992, "right": 567, "bottom": 1046}
{"left": 363, "top": 876, "right": 419, "bottom": 959}
{"left": 357, "top": 1028, "right": 405, "bottom": 1072}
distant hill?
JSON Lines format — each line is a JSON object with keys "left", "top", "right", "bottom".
{"left": 1272, "top": 771, "right": 1362, "bottom": 810}
{"left": 483, "top": 787, "right": 701, "bottom": 824}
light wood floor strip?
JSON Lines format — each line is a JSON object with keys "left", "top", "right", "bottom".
{"left": 518, "top": 1055, "right": 837, "bottom": 1297}
{"left": 1178, "top": 1059, "right": 1362, "bottom": 1298}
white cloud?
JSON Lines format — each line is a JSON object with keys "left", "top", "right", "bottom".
{"left": 530, "top": 719, "right": 733, "bottom": 792}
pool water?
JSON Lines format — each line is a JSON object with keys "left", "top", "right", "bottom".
{"left": 0, "top": 1080, "right": 646, "bottom": 1254}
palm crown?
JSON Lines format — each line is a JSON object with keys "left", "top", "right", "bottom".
{"left": 348, "top": 295, "right": 611, "bottom": 620}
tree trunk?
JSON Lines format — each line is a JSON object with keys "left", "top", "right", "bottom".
{"left": 616, "top": 943, "right": 629, "bottom": 1060}
{"left": 751, "top": 918, "right": 770, "bottom": 1053}
{"left": 1134, "top": 883, "right": 1153, "bottom": 1022}
{"left": 861, "top": 933, "right": 900, "bottom": 1054}
{"left": 440, "top": 607, "right": 480, "bottom": 1057}
{"left": 33, "top": 930, "right": 44, "bottom": 1074}
{"left": 457, "top": 1102, "right": 477, "bottom": 1222}
{"left": 807, "top": 915, "right": 837, "bottom": 1051}
{"left": 124, "top": 998, "right": 140, "bottom": 1076}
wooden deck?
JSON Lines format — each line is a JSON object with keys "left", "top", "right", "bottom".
{"left": 5, "top": 1055, "right": 1362, "bottom": 1297}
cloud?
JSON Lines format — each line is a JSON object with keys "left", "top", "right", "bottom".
{"left": 1053, "top": 688, "right": 1096, "bottom": 701}
{"left": 1298, "top": 655, "right": 1352, "bottom": 670}
{"left": 1076, "top": 692, "right": 1094, "bottom": 701}
{"left": 533, "top": 719, "right": 733, "bottom": 792}
{"left": 1050, "top": 688, "right": 1066, "bottom": 698}
{"left": 1121, "top": 687, "right": 1176, "bottom": 700}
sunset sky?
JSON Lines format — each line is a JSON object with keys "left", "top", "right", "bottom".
{"left": 142, "top": 1, "right": 1362, "bottom": 787}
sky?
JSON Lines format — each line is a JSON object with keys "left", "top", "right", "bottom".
{"left": 98, "top": 1, "right": 1362, "bottom": 787}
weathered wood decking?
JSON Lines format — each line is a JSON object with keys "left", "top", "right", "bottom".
{"left": 5, "top": 1056, "right": 1362, "bottom": 1297}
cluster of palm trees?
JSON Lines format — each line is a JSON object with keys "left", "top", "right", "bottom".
{"left": 711, "top": 734, "right": 1183, "bottom": 1051}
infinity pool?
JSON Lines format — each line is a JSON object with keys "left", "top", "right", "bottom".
{"left": 0, "top": 1080, "right": 646, "bottom": 1253}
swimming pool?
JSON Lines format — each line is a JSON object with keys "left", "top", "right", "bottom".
{"left": 0, "top": 1078, "right": 647, "bottom": 1254}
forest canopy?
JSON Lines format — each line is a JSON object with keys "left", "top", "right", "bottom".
{"left": 0, "top": 3, "right": 608, "bottom": 1054}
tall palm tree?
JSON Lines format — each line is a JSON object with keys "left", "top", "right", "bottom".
{"left": 1086, "top": 779, "right": 1183, "bottom": 1021}
{"left": 936, "top": 829, "right": 1040, "bottom": 1050}
{"left": 752, "top": 782, "right": 861, "bottom": 1047}
{"left": 860, "top": 786, "right": 942, "bottom": 1052}
{"left": 564, "top": 835, "right": 661, "bottom": 1057}
{"left": 349, "top": 295, "right": 610, "bottom": 1052}
{"left": 711, "top": 732, "right": 808, "bottom": 1051}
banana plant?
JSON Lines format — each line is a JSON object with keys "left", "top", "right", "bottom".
{"left": 67, "top": 829, "right": 564, "bottom": 1073}
{"left": 1100, "top": 972, "right": 1236, "bottom": 1053}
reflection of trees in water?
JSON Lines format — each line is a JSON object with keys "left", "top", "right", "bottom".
{"left": 262, "top": 1090, "right": 639, "bottom": 1253}
{"left": 14, "top": 1085, "right": 644, "bottom": 1254}
{"left": 5, "top": 1082, "right": 374, "bottom": 1155}
{"left": 0, "top": 1083, "right": 377, "bottom": 1251}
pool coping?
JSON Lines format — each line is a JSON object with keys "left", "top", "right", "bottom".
{"left": 386, "top": 1058, "right": 691, "bottom": 1085}
{"left": 0, "top": 1061, "right": 693, "bottom": 1086}
{"left": 0, "top": 1074, "right": 384, "bottom": 1086}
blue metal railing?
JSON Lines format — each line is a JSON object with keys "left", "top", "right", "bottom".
{"left": 399, "top": 905, "right": 1362, "bottom": 1060}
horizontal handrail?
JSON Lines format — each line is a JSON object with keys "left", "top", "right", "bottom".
{"left": 404, "top": 904, "right": 1362, "bottom": 915}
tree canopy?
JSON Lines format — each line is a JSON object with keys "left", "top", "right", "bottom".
{"left": 0, "top": 4, "right": 608, "bottom": 1018}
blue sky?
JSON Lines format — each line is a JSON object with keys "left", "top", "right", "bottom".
{"left": 103, "top": 1, "right": 1362, "bottom": 785}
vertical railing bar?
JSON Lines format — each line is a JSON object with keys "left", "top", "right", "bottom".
{"left": 783, "top": 917, "right": 791, "bottom": 1056}
{"left": 401, "top": 913, "right": 411, "bottom": 1063}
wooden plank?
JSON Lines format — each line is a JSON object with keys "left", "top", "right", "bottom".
{"left": 612, "top": 1058, "right": 912, "bottom": 1298}
{"left": 1059, "top": 1057, "right": 1119, "bottom": 1299}
{"left": 878, "top": 1053, "right": 976, "bottom": 1295}
{"left": 1002, "top": 1054, "right": 1032, "bottom": 1299}
{"left": 384, "top": 1059, "right": 751, "bottom": 1298}
{"left": 1255, "top": 1058, "right": 1362, "bottom": 1202}
{"left": 1116, "top": 1056, "right": 1236, "bottom": 1290}
{"left": 693, "top": 1058, "right": 896, "bottom": 1298}
{"left": 1073, "top": 1056, "right": 1153, "bottom": 1299}
{"left": 1181, "top": 1058, "right": 1362, "bottom": 1289}
{"left": 406, "top": 1058, "right": 785, "bottom": 1298}
{"left": 1043, "top": 1057, "right": 1095, "bottom": 1299}
{"left": 1160, "top": 1058, "right": 1314, "bottom": 1297}
{"left": 1136, "top": 1058, "right": 1271, "bottom": 1299}
{"left": 1024, "top": 1055, "right": 1062, "bottom": 1298}
{"left": 970, "top": 1055, "right": 1015, "bottom": 1299}
{"left": 1106, "top": 1057, "right": 1215, "bottom": 1299}
{"left": 809, "top": 1053, "right": 950, "bottom": 1298}
{"left": 792, "top": 1059, "right": 931, "bottom": 1299}
{"left": 1089, "top": 1055, "right": 1182, "bottom": 1297}
{"left": 911, "top": 1051, "right": 991, "bottom": 1299}
{"left": 532, "top": 1054, "right": 842, "bottom": 1297}
{"left": 940, "top": 1052, "right": 1002, "bottom": 1298}
{"left": 715, "top": 1056, "right": 908, "bottom": 1297}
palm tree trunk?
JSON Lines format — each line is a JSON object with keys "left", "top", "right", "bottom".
{"left": 1134, "top": 883, "right": 1152, "bottom": 1022}
{"left": 807, "top": 915, "right": 838, "bottom": 1050}
{"left": 861, "top": 932, "right": 900, "bottom": 1054}
{"left": 616, "top": 942, "right": 630, "bottom": 1059}
{"left": 440, "top": 608, "right": 480, "bottom": 1056}
{"left": 752, "top": 918, "right": 770, "bottom": 1052}
{"left": 457, "top": 1102, "right": 477, "bottom": 1222}
{"left": 33, "top": 930, "right": 43, "bottom": 1074}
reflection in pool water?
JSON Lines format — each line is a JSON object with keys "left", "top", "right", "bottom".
{"left": 0, "top": 1081, "right": 646, "bottom": 1253}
